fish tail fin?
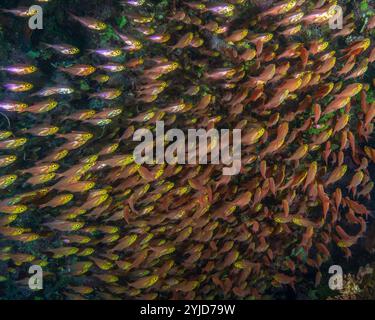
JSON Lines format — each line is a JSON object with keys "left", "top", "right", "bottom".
{"left": 353, "top": 189, "right": 357, "bottom": 199}
{"left": 341, "top": 46, "right": 350, "bottom": 53}
{"left": 341, "top": 52, "right": 353, "bottom": 61}
{"left": 39, "top": 42, "right": 51, "bottom": 48}
{"left": 55, "top": 133, "right": 65, "bottom": 139}
{"left": 258, "top": 12, "right": 267, "bottom": 19}
{"left": 69, "top": 12, "right": 78, "bottom": 20}
{"left": 167, "top": 46, "right": 175, "bottom": 54}
{"left": 291, "top": 282, "right": 296, "bottom": 292}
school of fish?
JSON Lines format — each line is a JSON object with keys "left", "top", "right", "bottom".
{"left": 0, "top": 0, "right": 374, "bottom": 299}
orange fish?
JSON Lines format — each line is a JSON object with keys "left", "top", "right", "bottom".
{"left": 259, "top": 0, "right": 297, "bottom": 18}
{"left": 70, "top": 13, "right": 107, "bottom": 31}
{"left": 171, "top": 32, "right": 194, "bottom": 49}
{"left": 325, "top": 165, "right": 347, "bottom": 187}
{"left": 59, "top": 64, "right": 96, "bottom": 77}
{"left": 323, "top": 97, "right": 350, "bottom": 115}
